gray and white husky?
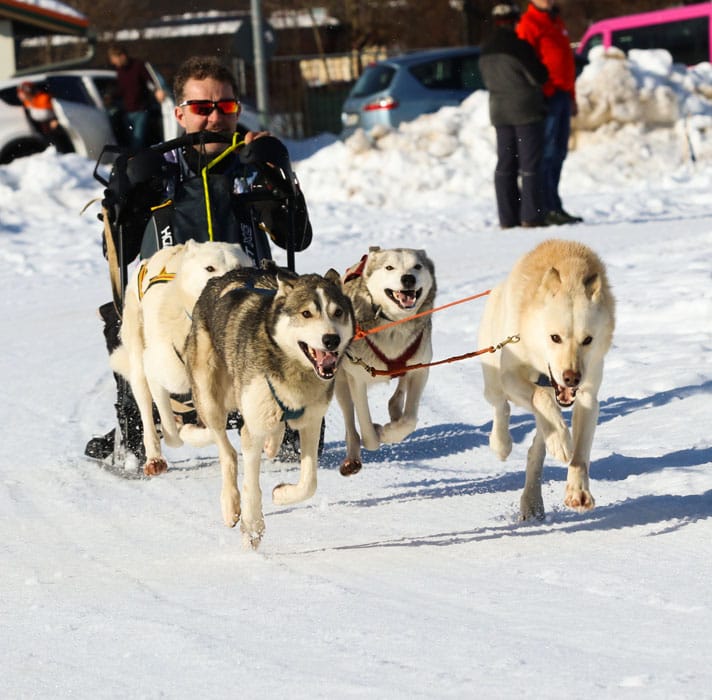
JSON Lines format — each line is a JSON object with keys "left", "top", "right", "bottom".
{"left": 335, "top": 246, "right": 436, "bottom": 476}
{"left": 182, "top": 263, "right": 355, "bottom": 548}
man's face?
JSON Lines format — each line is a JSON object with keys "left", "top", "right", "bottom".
{"left": 175, "top": 77, "right": 239, "bottom": 156}
{"left": 531, "top": 0, "right": 555, "bottom": 10}
{"left": 108, "top": 52, "right": 127, "bottom": 68}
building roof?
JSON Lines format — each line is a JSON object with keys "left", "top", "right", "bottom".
{"left": 0, "top": 0, "right": 89, "bottom": 37}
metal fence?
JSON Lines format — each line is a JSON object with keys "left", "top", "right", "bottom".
{"left": 236, "top": 48, "right": 389, "bottom": 138}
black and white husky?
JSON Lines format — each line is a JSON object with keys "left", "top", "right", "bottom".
{"left": 183, "top": 264, "right": 355, "bottom": 548}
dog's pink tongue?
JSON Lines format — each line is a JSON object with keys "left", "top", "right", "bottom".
{"left": 558, "top": 386, "right": 577, "bottom": 405}
{"left": 395, "top": 290, "right": 416, "bottom": 308}
{"left": 314, "top": 349, "right": 338, "bottom": 373}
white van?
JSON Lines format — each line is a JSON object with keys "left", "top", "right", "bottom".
{"left": 0, "top": 67, "right": 177, "bottom": 164}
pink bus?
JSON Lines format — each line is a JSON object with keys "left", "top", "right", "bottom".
{"left": 576, "top": 2, "right": 712, "bottom": 67}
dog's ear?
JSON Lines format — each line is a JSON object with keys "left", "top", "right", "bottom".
{"left": 584, "top": 272, "right": 601, "bottom": 299}
{"left": 324, "top": 268, "right": 341, "bottom": 285}
{"left": 419, "top": 250, "right": 435, "bottom": 274}
{"left": 275, "top": 272, "right": 296, "bottom": 298}
{"left": 363, "top": 246, "right": 382, "bottom": 277}
{"left": 541, "top": 267, "right": 562, "bottom": 295}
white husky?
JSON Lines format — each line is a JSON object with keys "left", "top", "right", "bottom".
{"left": 478, "top": 239, "right": 615, "bottom": 520}
{"left": 110, "top": 240, "right": 252, "bottom": 476}
{"left": 335, "top": 246, "right": 436, "bottom": 476}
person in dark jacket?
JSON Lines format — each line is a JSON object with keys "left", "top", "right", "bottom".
{"left": 85, "top": 56, "right": 312, "bottom": 464}
{"left": 108, "top": 44, "right": 166, "bottom": 150}
{"left": 479, "top": 3, "right": 549, "bottom": 228}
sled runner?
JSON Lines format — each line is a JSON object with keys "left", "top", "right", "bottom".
{"left": 87, "top": 131, "right": 319, "bottom": 473}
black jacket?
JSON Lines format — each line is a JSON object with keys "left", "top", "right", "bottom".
{"left": 105, "top": 133, "right": 312, "bottom": 267}
{"left": 478, "top": 26, "right": 549, "bottom": 126}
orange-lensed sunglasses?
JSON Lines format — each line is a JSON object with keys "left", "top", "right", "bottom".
{"left": 178, "top": 99, "right": 241, "bottom": 117}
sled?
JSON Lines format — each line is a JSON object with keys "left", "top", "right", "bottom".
{"left": 89, "top": 131, "right": 318, "bottom": 472}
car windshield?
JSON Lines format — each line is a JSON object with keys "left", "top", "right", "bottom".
{"left": 350, "top": 64, "right": 396, "bottom": 98}
{"left": 46, "top": 76, "right": 92, "bottom": 105}
{"left": 409, "top": 54, "right": 483, "bottom": 91}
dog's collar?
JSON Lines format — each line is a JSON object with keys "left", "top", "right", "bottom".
{"left": 266, "top": 377, "right": 305, "bottom": 422}
{"left": 535, "top": 373, "right": 550, "bottom": 387}
{"left": 364, "top": 331, "right": 423, "bottom": 378}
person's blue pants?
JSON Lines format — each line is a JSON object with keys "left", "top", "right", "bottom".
{"left": 126, "top": 110, "right": 149, "bottom": 150}
{"left": 541, "top": 90, "right": 572, "bottom": 213}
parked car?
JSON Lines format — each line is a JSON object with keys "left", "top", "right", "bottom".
{"left": 340, "top": 46, "right": 484, "bottom": 136}
{"left": 0, "top": 67, "right": 177, "bottom": 164}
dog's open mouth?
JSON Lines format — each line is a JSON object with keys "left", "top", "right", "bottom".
{"left": 548, "top": 365, "right": 577, "bottom": 407}
{"left": 386, "top": 288, "right": 422, "bottom": 310}
{"left": 299, "top": 342, "right": 339, "bottom": 380}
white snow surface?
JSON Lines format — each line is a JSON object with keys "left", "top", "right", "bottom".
{"left": 1, "top": 49, "right": 711, "bottom": 698}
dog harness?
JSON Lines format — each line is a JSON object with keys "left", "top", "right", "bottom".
{"left": 364, "top": 332, "right": 423, "bottom": 379}
{"left": 342, "top": 254, "right": 367, "bottom": 284}
{"left": 266, "top": 377, "right": 305, "bottom": 422}
{"left": 136, "top": 262, "right": 176, "bottom": 300}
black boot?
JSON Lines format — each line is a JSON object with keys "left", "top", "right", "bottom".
{"left": 85, "top": 428, "right": 116, "bottom": 460}
{"left": 85, "top": 374, "right": 146, "bottom": 464}
{"left": 275, "top": 419, "right": 326, "bottom": 462}
{"left": 114, "top": 375, "right": 146, "bottom": 463}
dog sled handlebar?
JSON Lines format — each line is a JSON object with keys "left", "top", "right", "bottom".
{"left": 93, "top": 132, "right": 297, "bottom": 193}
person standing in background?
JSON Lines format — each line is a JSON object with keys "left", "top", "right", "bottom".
{"left": 517, "top": 0, "right": 583, "bottom": 225}
{"left": 479, "top": 3, "right": 549, "bottom": 228}
{"left": 107, "top": 44, "right": 166, "bottom": 150}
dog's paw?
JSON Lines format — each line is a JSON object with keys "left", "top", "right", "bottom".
{"left": 179, "top": 424, "right": 213, "bottom": 448}
{"left": 221, "top": 489, "right": 241, "bottom": 528}
{"left": 361, "top": 426, "right": 381, "bottom": 451}
{"left": 489, "top": 429, "right": 512, "bottom": 461}
{"left": 272, "top": 480, "right": 316, "bottom": 505}
{"left": 143, "top": 458, "right": 168, "bottom": 477}
{"left": 240, "top": 518, "right": 265, "bottom": 550}
{"left": 545, "top": 428, "right": 573, "bottom": 464}
{"left": 520, "top": 490, "right": 545, "bottom": 521}
{"left": 564, "top": 487, "right": 595, "bottom": 512}
{"left": 340, "top": 458, "right": 362, "bottom": 476}
{"left": 377, "top": 417, "right": 416, "bottom": 444}
{"left": 564, "top": 467, "right": 595, "bottom": 512}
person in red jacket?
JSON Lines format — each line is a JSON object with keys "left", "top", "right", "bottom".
{"left": 517, "top": 0, "right": 583, "bottom": 225}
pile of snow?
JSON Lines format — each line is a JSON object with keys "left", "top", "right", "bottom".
{"left": 294, "top": 48, "right": 712, "bottom": 210}
{"left": 575, "top": 46, "right": 712, "bottom": 129}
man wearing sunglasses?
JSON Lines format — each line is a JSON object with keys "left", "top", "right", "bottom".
{"left": 86, "top": 55, "right": 313, "bottom": 465}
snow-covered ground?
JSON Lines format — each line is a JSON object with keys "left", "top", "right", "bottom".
{"left": 1, "top": 49, "right": 711, "bottom": 698}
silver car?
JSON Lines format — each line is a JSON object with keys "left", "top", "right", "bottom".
{"left": 0, "top": 67, "right": 177, "bottom": 164}
{"left": 341, "top": 46, "right": 483, "bottom": 135}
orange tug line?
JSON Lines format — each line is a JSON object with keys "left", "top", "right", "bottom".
{"left": 348, "top": 288, "right": 520, "bottom": 378}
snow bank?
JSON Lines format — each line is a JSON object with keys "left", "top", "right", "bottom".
{"left": 293, "top": 48, "right": 712, "bottom": 209}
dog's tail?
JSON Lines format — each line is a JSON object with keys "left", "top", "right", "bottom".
{"left": 108, "top": 344, "right": 131, "bottom": 379}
